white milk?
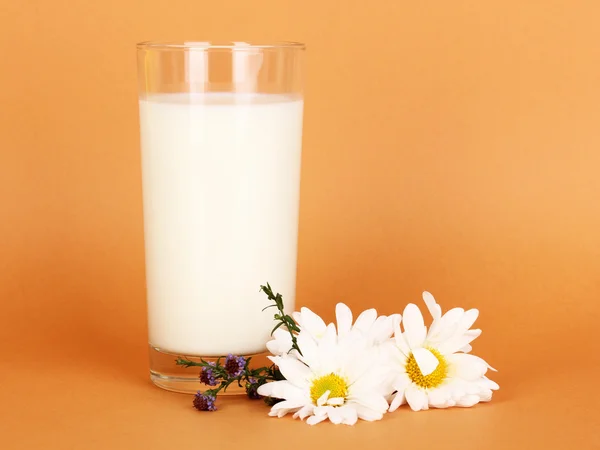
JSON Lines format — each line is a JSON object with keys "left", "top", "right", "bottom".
{"left": 139, "top": 93, "right": 303, "bottom": 356}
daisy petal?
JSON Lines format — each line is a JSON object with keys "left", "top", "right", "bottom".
{"left": 389, "top": 313, "right": 402, "bottom": 329}
{"left": 293, "top": 405, "right": 314, "bottom": 420}
{"left": 459, "top": 344, "right": 473, "bottom": 353}
{"left": 439, "top": 308, "right": 465, "bottom": 327}
{"left": 457, "top": 394, "right": 480, "bottom": 407}
{"left": 317, "top": 325, "right": 340, "bottom": 373}
{"left": 321, "top": 322, "right": 338, "bottom": 345}
{"left": 317, "top": 390, "right": 330, "bottom": 406}
{"left": 272, "top": 327, "right": 291, "bottom": 341}
{"left": 266, "top": 328, "right": 293, "bottom": 355}
{"left": 328, "top": 406, "right": 343, "bottom": 424}
{"left": 276, "top": 357, "right": 312, "bottom": 387}
{"left": 392, "top": 373, "right": 411, "bottom": 392}
{"left": 481, "top": 376, "right": 500, "bottom": 390}
{"left": 351, "top": 404, "right": 384, "bottom": 421}
{"left": 257, "top": 380, "right": 306, "bottom": 402}
{"left": 422, "top": 291, "right": 442, "bottom": 320}
{"left": 456, "top": 308, "right": 479, "bottom": 334}
{"left": 351, "top": 365, "right": 390, "bottom": 396}
{"left": 402, "top": 303, "right": 427, "bottom": 349}
{"left": 405, "top": 386, "right": 428, "bottom": 411}
{"left": 369, "top": 315, "right": 395, "bottom": 343}
{"left": 270, "top": 399, "right": 305, "bottom": 415}
{"left": 478, "top": 389, "right": 493, "bottom": 402}
{"left": 296, "top": 332, "right": 320, "bottom": 368}
{"left": 388, "top": 391, "right": 405, "bottom": 412}
{"left": 266, "top": 340, "right": 281, "bottom": 355}
{"left": 427, "top": 386, "right": 450, "bottom": 408}
{"left": 428, "top": 307, "right": 464, "bottom": 342}
{"left": 464, "top": 379, "right": 483, "bottom": 395}
{"left": 292, "top": 311, "right": 302, "bottom": 326}
{"left": 267, "top": 355, "right": 280, "bottom": 366}
{"left": 354, "top": 308, "right": 378, "bottom": 332}
{"left": 335, "top": 303, "right": 353, "bottom": 336}
{"left": 350, "top": 393, "right": 389, "bottom": 413}
{"left": 340, "top": 406, "right": 358, "bottom": 425}
{"left": 306, "top": 414, "right": 328, "bottom": 426}
{"left": 450, "top": 383, "right": 466, "bottom": 401}
{"left": 412, "top": 347, "right": 440, "bottom": 376}
{"left": 299, "top": 307, "right": 327, "bottom": 338}
{"left": 430, "top": 402, "right": 450, "bottom": 409}
{"left": 448, "top": 353, "right": 488, "bottom": 381}
{"left": 313, "top": 406, "right": 328, "bottom": 417}
{"left": 393, "top": 320, "right": 410, "bottom": 355}
{"left": 437, "top": 329, "right": 482, "bottom": 355}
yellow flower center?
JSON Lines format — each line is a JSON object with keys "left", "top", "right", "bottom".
{"left": 405, "top": 348, "right": 448, "bottom": 389}
{"left": 309, "top": 373, "right": 349, "bottom": 405}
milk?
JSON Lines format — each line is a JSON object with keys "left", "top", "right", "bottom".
{"left": 139, "top": 93, "right": 303, "bottom": 356}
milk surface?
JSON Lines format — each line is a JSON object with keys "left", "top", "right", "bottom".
{"left": 139, "top": 93, "right": 303, "bottom": 355}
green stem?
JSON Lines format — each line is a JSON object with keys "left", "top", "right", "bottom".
{"left": 260, "top": 283, "right": 302, "bottom": 356}
{"left": 175, "top": 357, "right": 204, "bottom": 368}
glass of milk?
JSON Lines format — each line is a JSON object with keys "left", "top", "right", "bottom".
{"left": 137, "top": 41, "right": 305, "bottom": 393}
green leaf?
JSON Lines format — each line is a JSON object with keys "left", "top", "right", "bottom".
{"left": 271, "top": 321, "right": 285, "bottom": 335}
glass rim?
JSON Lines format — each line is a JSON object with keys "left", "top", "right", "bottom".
{"left": 137, "top": 41, "right": 306, "bottom": 50}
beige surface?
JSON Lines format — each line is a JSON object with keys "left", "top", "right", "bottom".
{"left": 1, "top": 0, "right": 600, "bottom": 448}
{"left": 1, "top": 348, "right": 598, "bottom": 448}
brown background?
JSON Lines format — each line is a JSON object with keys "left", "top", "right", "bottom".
{"left": 1, "top": 0, "right": 599, "bottom": 448}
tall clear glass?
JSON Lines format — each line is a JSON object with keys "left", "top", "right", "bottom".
{"left": 137, "top": 41, "right": 305, "bottom": 393}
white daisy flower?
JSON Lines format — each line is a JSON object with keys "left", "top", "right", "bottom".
{"left": 387, "top": 292, "right": 499, "bottom": 412}
{"left": 266, "top": 303, "right": 399, "bottom": 356}
{"left": 258, "top": 324, "right": 390, "bottom": 425}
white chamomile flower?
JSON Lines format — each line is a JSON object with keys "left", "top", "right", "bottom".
{"left": 266, "top": 303, "right": 399, "bottom": 356}
{"left": 258, "top": 325, "right": 390, "bottom": 425}
{"left": 388, "top": 292, "right": 499, "bottom": 412}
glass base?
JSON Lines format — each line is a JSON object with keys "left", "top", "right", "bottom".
{"left": 149, "top": 345, "right": 270, "bottom": 395}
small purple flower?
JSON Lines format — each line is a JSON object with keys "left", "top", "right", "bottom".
{"left": 246, "top": 378, "right": 262, "bottom": 400}
{"left": 224, "top": 354, "right": 246, "bottom": 378}
{"left": 199, "top": 362, "right": 218, "bottom": 386}
{"left": 193, "top": 391, "right": 217, "bottom": 411}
